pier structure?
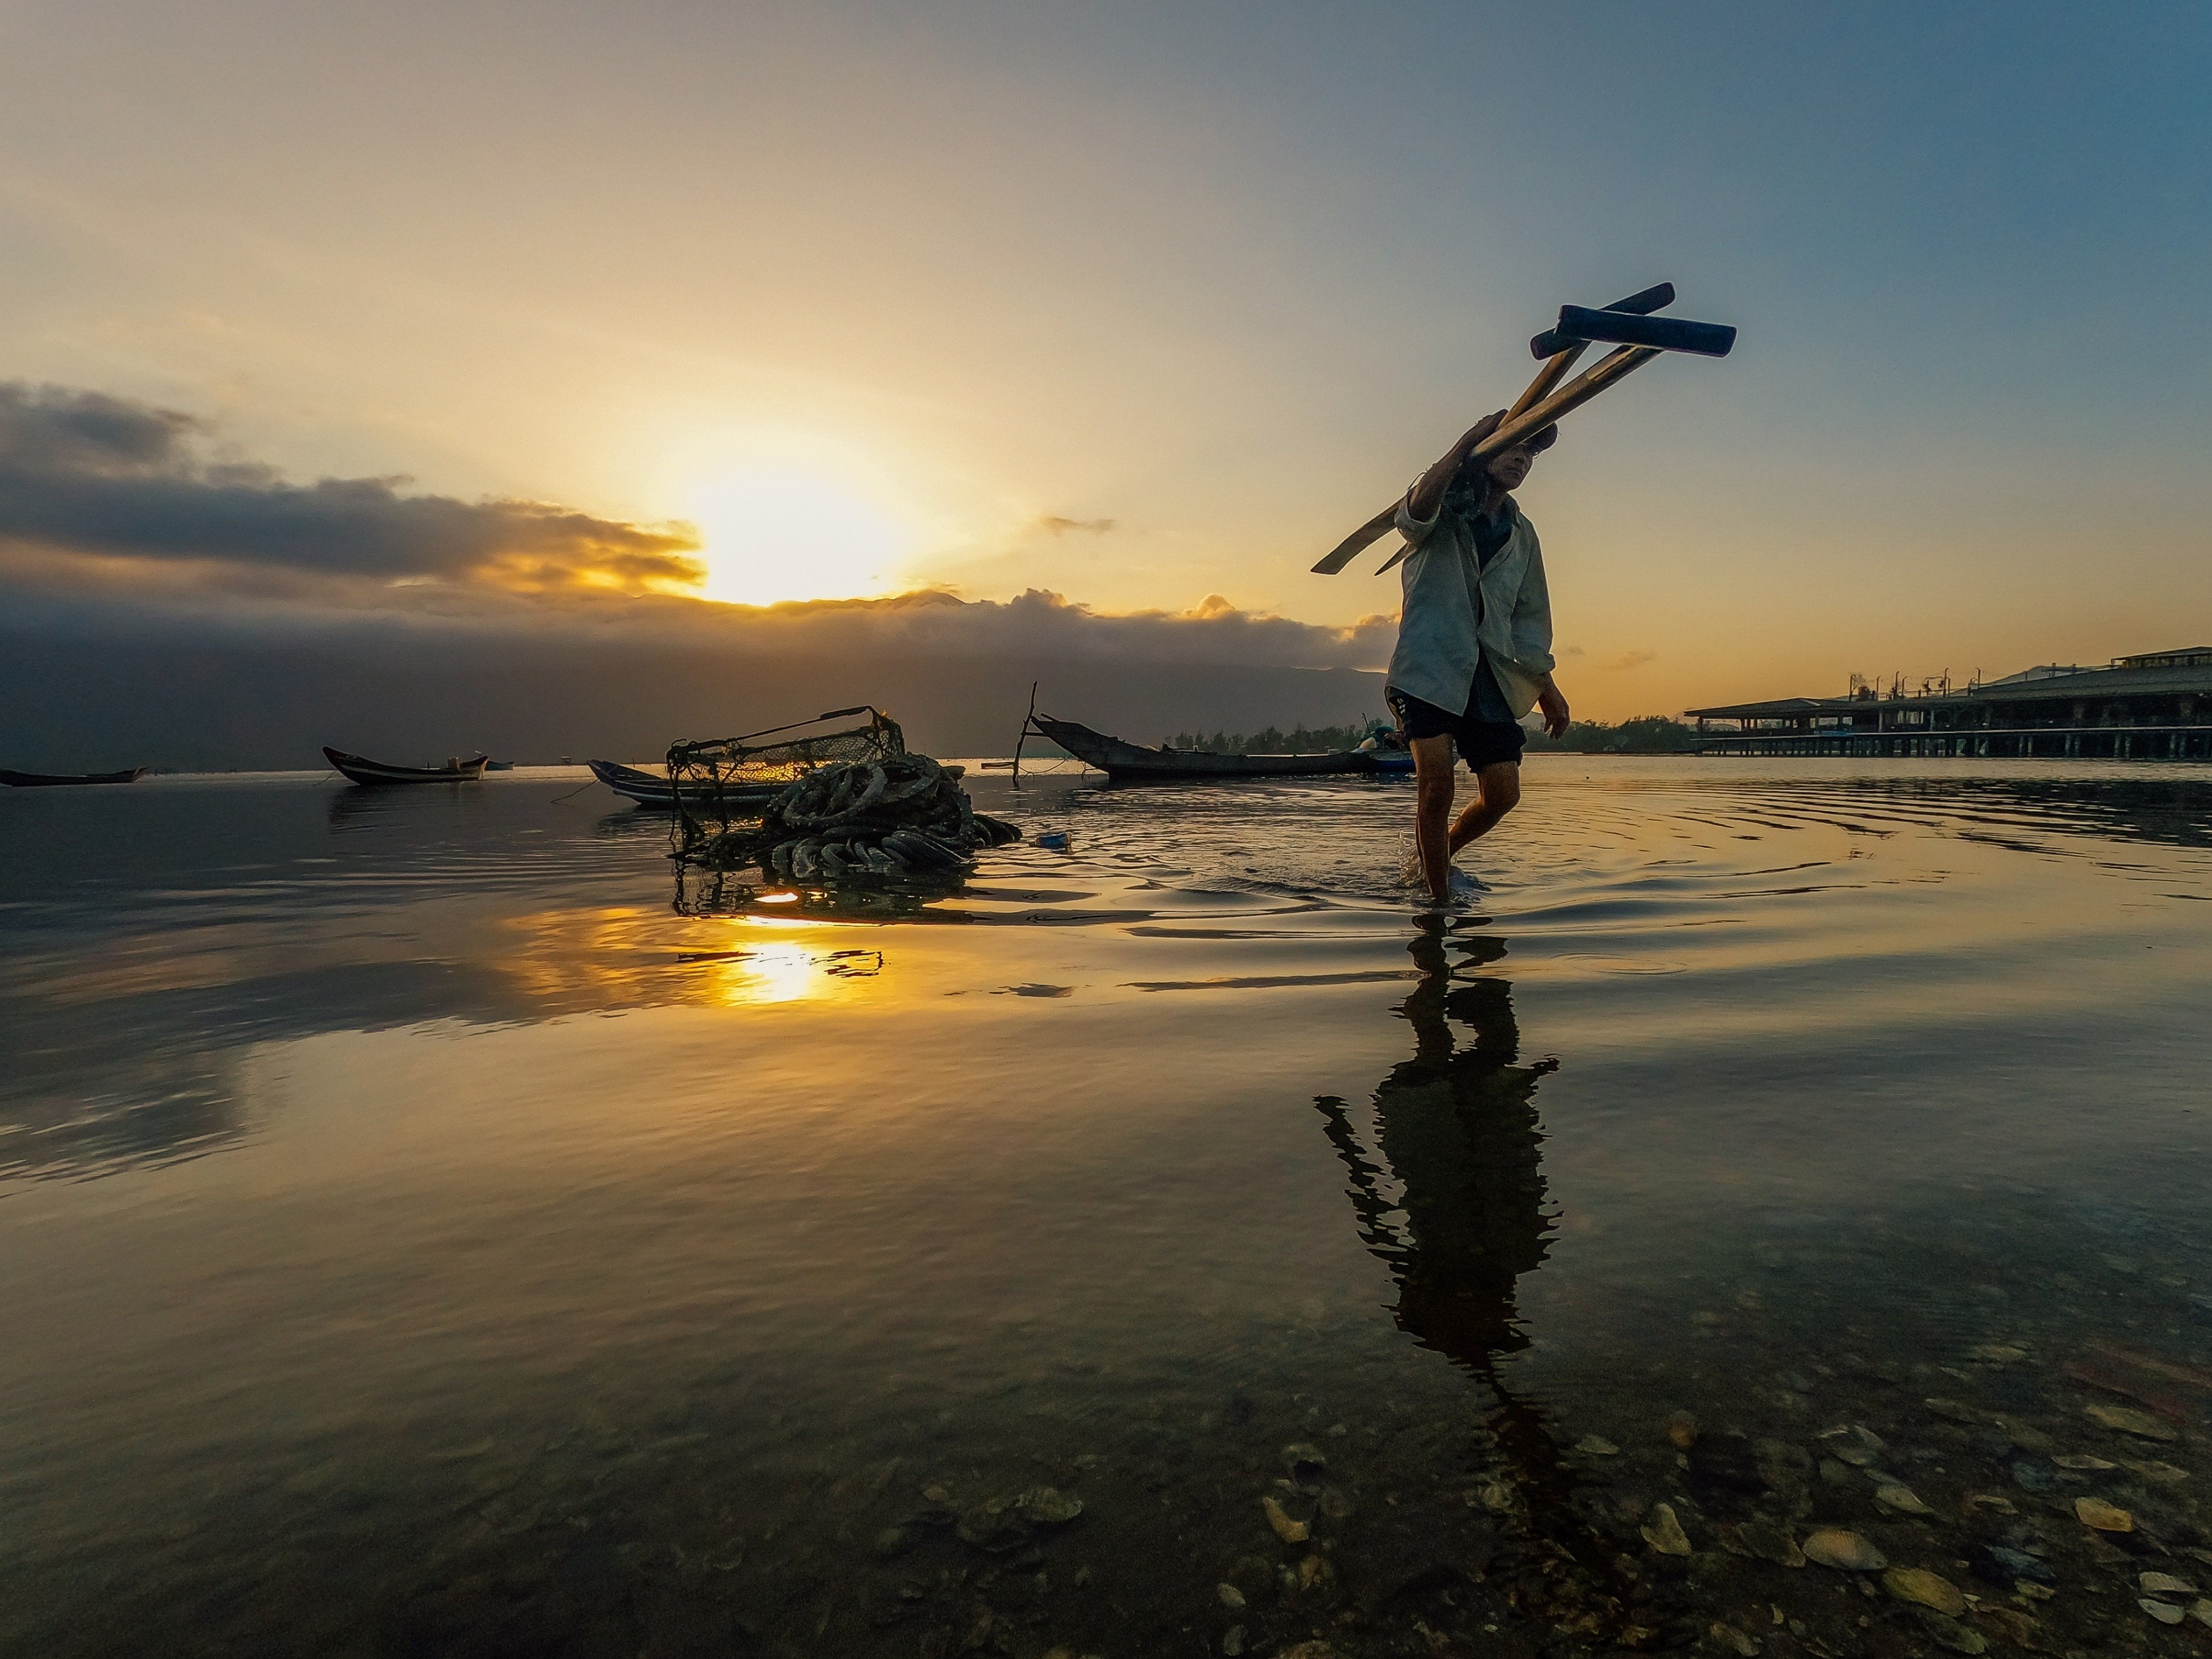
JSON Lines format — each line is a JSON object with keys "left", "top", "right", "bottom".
{"left": 1688, "top": 648, "right": 2212, "bottom": 759}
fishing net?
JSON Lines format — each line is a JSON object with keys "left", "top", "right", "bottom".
{"left": 666, "top": 706, "right": 1020, "bottom": 885}
{"left": 667, "top": 706, "right": 909, "bottom": 852}
{"left": 679, "top": 753, "right": 1021, "bottom": 881}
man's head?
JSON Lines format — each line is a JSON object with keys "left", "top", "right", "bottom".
{"left": 1478, "top": 420, "right": 1557, "bottom": 492}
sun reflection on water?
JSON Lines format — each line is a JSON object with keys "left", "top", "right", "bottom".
{"left": 707, "top": 941, "right": 815, "bottom": 1006}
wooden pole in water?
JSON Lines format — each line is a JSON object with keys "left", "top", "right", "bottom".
{"left": 1012, "top": 680, "right": 1038, "bottom": 788}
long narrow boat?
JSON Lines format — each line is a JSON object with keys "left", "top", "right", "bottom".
{"left": 590, "top": 756, "right": 967, "bottom": 810}
{"left": 0, "top": 766, "right": 148, "bottom": 788}
{"left": 589, "top": 759, "right": 785, "bottom": 810}
{"left": 323, "top": 747, "right": 489, "bottom": 786}
{"left": 1028, "top": 713, "right": 1381, "bottom": 782}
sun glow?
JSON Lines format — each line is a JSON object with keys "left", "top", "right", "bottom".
{"left": 683, "top": 467, "right": 911, "bottom": 606}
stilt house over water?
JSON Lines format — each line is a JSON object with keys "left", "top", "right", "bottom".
{"left": 1688, "top": 648, "right": 2212, "bottom": 759}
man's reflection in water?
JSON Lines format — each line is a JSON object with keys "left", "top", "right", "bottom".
{"left": 1315, "top": 917, "right": 1637, "bottom": 1633}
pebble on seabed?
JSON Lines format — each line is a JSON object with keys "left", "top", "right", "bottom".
{"left": 1642, "top": 1502, "right": 1693, "bottom": 1556}
{"left": 2085, "top": 1404, "right": 2180, "bottom": 1442}
{"left": 1914, "top": 1609, "right": 1988, "bottom": 1654}
{"left": 2074, "top": 1496, "right": 2134, "bottom": 1532}
{"left": 2140, "top": 1599, "right": 2185, "bottom": 1625}
{"left": 1708, "top": 1621, "right": 1761, "bottom": 1655}
{"left": 1577, "top": 1434, "right": 1621, "bottom": 1456}
{"left": 1816, "top": 1424, "right": 1884, "bottom": 1467}
{"left": 2140, "top": 1572, "right": 2197, "bottom": 1597}
{"left": 1883, "top": 1567, "right": 1966, "bottom": 1617}
{"left": 1802, "top": 1530, "right": 1887, "bottom": 1572}
{"left": 1873, "top": 1483, "right": 1934, "bottom": 1516}
{"left": 1668, "top": 1411, "right": 1699, "bottom": 1450}
{"left": 1217, "top": 1582, "right": 1247, "bottom": 1610}
{"left": 1736, "top": 1518, "right": 1805, "bottom": 1568}
{"left": 1260, "top": 1495, "right": 1309, "bottom": 1545}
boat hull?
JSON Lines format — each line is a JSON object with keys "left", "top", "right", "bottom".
{"left": 588, "top": 759, "right": 785, "bottom": 810}
{"left": 591, "top": 757, "right": 967, "bottom": 809}
{"left": 323, "top": 747, "right": 489, "bottom": 785}
{"left": 0, "top": 766, "right": 147, "bottom": 787}
{"left": 1028, "top": 715, "right": 1379, "bottom": 781}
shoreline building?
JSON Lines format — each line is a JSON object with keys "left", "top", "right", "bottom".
{"left": 1688, "top": 648, "right": 2212, "bottom": 759}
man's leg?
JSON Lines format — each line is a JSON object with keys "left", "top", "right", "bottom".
{"left": 1410, "top": 735, "right": 1459, "bottom": 902}
{"left": 1448, "top": 761, "right": 1522, "bottom": 854}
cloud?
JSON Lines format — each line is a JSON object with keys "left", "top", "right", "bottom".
{"left": 0, "top": 382, "right": 703, "bottom": 596}
{"left": 1603, "top": 648, "right": 1659, "bottom": 671}
{"left": 1037, "top": 514, "right": 1117, "bottom": 536}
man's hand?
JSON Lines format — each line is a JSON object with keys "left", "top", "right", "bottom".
{"left": 1538, "top": 681, "right": 1571, "bottom": 740}
{"left": 1406, "top": 410, "right": 1505, "bottom": 525}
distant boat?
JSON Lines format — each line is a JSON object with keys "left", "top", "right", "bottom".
{"left": 323, "top": 747, "right": 489, "bottom": 785}
{"left": 0, "top": 766, "right": 148, "bottom": 788}
{"left": 1027, "top": 714, "right": 1382, "bottom": 782}
{"left": 484, "top": 759, "right": 516, "bottom": 772}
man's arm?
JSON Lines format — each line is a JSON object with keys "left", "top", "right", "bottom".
{"left": 1405, "top": 410, "right": 1504, "bottom": 524}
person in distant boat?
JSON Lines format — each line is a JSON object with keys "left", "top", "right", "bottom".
{"left": 1386, "top": 410, "right": 1571, "bottom": 905}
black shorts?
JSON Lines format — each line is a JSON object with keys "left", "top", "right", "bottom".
{"left": 1388, "top": 688, "right": 1526, "bottom": 772}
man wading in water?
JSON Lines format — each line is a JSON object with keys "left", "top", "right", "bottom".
{"left": 1387, "top": 410, "right": 1571, "bottom": 905}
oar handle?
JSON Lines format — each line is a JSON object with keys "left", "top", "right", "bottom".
{"left": 1509, "top": 281, "right": 1672, "bottom": 419}
{"left": 1476, "top": 344, "right": 1658, "bottom": 458}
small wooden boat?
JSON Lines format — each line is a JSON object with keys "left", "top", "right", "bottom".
{"left": 1027, "top": 713, "right": 1381, "bottom": 782}
{"left": 484, "top": 759, "right": 516, "bottom": 771}
{"left": 590, "top": 759, "right": 785, "bottom": 810}
{"left": 323, "top": 747, "right": 489, "bottom": 785}
{"left": 0, "top": 766, "right": 148, "bottom": 788}
{"left": 593, "top": 756, "right": 970, "bottom": 808}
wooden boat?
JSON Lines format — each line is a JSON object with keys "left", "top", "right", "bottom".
{"left": 0, "top": 766, "right": 148, "bottom": 788}
{"left": 591, "top": 756, "right": 967, "bottom": 810}
{"left": 590, "top": 759, "right": 785, "bottom": 810}
{"left": 1028, "top": 713, "right": 1381, "bottom": 781}
{"left": 323, "top": 747, "right": 489, "bottom": 785}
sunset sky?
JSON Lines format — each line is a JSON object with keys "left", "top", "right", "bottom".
{"left": 5, "top": 1, "right": 2211, "bottom": 732}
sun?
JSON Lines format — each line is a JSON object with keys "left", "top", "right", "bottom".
{"left": 683, "top": 468, "right": 910, "bottom": 606}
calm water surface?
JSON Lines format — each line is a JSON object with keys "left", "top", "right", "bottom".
{"left": 3, "top": 759, "right": 2209, "bottom": 1658}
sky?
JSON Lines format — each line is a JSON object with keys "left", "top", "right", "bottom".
{"left": 3, "top": 0, "right": 2211, "bottom": 752}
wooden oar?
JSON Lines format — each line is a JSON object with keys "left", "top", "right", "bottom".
{"left": 1310, "top": 281, "right": 1672, "bottom": 576}
{"left": 1368, "top": 346, "right": 1657, "bottom": 574}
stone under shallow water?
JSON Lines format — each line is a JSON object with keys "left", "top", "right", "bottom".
{"left": 1915, "top": 1609, "right": 1988, "bottom": 1654}
{"left": 2085, "top": 1404, "right": 2179, "bottom": 1442}
{"left": 1642, "top": 1503, "right": 1693, "bottom": 1557}
{"left": 1803, "top": 1530, "right": 1886, "bottom": 1572}
{"left": 1873, "top": 1483, "right": 1933, "bottom": 1516}
{"left": 2074, "top": 1497, "right": 2134, "bottom": 1532}
{"left": 1972, "top": 1544, "right": 2057, "bottom": 1587}
{"left": 1884, "top": 1567, "right": 1966, "bottom": 1617}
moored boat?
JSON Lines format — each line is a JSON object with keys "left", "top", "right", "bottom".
{"left": 1027, "top": 713, "right": 1381, "bottom": 782}
{"left": 591, "top": 756, "right": 966, "bottom": 809}
{"left": 589, "top": 759, "right": 786, "bottom": 810}
{"left": 323, "top": 748, "right": 489, "bottom": 785}
{"left": 0, "top": 766, "right": 148, "bottom": 788}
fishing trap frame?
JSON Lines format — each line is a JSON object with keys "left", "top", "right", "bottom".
{"left": 666, "top": 704, "right": 906, "bottom": 855}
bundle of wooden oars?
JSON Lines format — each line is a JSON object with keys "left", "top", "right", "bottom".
{"left": 683, "top": 754, "right": 1020, "bottom": 881}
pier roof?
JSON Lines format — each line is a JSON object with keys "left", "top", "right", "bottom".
{"left": 1686, "top": 657, "right": 2212, "bottom": 721}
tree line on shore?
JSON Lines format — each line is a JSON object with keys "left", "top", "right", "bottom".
{"left": 1169, "top": 714, "right": 1698, "bottom": 755}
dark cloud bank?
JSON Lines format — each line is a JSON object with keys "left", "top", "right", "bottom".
{"left": 1, "top": 383, "right": 1390, "bottom": 769}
